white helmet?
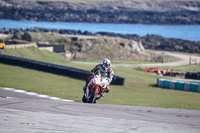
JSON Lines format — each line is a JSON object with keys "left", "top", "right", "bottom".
{"left": 103, "top": 58, "right": 111, "bottom": 70}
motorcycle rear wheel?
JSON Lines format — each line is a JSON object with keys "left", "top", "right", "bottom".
{"left": 82, "top": 95, "right": 87, "bottom": 103}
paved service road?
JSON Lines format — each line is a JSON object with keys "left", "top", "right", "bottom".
{"left": 72, "top": 53, "right": 200, "bottom": 67}
{"left": 0, "top": 87, "right": 200, "bottom": 133}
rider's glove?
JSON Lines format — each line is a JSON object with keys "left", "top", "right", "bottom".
{"left": 90, "top": 72, "right": 95, "bottom": 76}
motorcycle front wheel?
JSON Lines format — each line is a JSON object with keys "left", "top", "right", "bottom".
{"left": 88, "top": 88, "right": 98, "bottom": 103}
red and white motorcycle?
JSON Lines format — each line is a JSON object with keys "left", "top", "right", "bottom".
{"left": 82, "top": 75, "right": 108, "bottom": 103}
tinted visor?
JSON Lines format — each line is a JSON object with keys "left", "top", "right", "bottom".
{"left": 103, "top": 63, "right": 110, "bottom": 68}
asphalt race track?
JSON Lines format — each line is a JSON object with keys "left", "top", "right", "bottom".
{"left": 1, "top": 53, "right": 200, "bottom": 132}
{"left": 0, "top": 87, "right": 200, "bottom": 133}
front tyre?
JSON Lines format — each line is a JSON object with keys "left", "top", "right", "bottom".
{"left": 88, "top": 88, "right": 98, "bottom": 103}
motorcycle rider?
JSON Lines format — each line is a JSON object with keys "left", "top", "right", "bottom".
{"left": 83, "top": 58, "right": 114, "bottom": 96}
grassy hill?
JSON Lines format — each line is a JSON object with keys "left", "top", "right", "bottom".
{"left": 1, "top": 46, "right": 200, "bottom": 110}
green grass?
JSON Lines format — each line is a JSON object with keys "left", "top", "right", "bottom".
{"left": 1, "top": 47, "right": 200, "bottom": 110}
{"left": 1, "top": 63, "right": 200, "bottom": 110}
{"left": 73, "top": 54, "right": 179, "bottom": 64}
{"left": 0, "top": 63, "right": 84, "bottom": 100}
{"left": 172, "top": 51, "right": 200, "bottom": 57}
{"left": 103, "top": 67, "right": 200, "bottom": 109}
{"left": 146, "top": 49, "right": 200, "bottom": 57}
{"left": 159, "top": 65, "right": 200, "bottom": 73}
{"left": 73, "top": 59, "right": 156, "bottom": 64}
{"left": 5, "top": 46, "right": 71, "bottom": 65}
{"left": 4, "top": 46, "right": 93, "bottom": 69}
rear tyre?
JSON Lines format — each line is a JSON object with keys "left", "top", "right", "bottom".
{"left": 82, "top": 95, "right": 87, "bottom": 103}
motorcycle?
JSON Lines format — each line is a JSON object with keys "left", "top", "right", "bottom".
{"left": 82, "top": 75, "right": 108, "bottom": 103}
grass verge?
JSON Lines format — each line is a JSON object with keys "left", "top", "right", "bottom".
{"left": 1, "top": 63, "right": 200, "bottom": 110}
{"left": 1, "top": 47, "right": 200, "bottom": 110}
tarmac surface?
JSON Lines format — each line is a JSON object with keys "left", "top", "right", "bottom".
{"left": 1, "top": 87, "right": 200, "bottom": 133}
{"left": 1, "top": 52, "right": 200, "bottom": 132}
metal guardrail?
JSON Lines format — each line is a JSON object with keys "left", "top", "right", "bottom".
{"left": 0, "top": 54, "right": 125, "bottom": 85}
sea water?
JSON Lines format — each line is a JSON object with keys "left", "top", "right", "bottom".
{"left": 0, "top": 19, "right": 200, "bottom": 41}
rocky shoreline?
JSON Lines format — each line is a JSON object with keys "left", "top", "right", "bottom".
{"left": 0, "top": 27, "right": 200, "bottom": 54}
{"left": 0, "top": 0, "right": 200, "bottom": 25}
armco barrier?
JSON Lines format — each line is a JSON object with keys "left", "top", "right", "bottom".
{"left": 0, "top": 54, "right": 125, "bottom": 85}
{"left": 157, "top": 78, "right": 200, "bottom": 93}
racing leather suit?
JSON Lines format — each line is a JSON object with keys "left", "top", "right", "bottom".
{"left": 87, "top": 63, "right": 114, "bottom": 93}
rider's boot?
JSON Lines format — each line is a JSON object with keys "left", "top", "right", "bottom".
{"left": 87, "top": 82, "right": 92, "bottom": 90}
{"left": 104, "top": 86, "right": 110, "bottom": 93}
{"left": 83, "top": 85, "right": 86, "bottom": 93}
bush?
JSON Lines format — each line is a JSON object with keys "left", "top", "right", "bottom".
{"left": 21, "top": 32, "right": 32, "bottom": 41}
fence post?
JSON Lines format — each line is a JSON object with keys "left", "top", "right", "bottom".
{"left": 162, "top": 55, "right": 165, "bottom": 63}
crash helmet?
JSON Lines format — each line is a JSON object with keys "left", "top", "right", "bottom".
{"left": 102, "top": 58, "right": 111, "bottom": 70}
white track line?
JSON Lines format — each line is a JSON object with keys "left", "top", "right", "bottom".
{"left": 1, "top": 87, "right": 74, "bottom": 102}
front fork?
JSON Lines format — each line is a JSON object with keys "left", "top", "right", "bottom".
{"left": 85, "top": 86, "right": 102, "bottom": 103}
{"left": 86, "top": 87, "right": 90, "bottom": 100}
